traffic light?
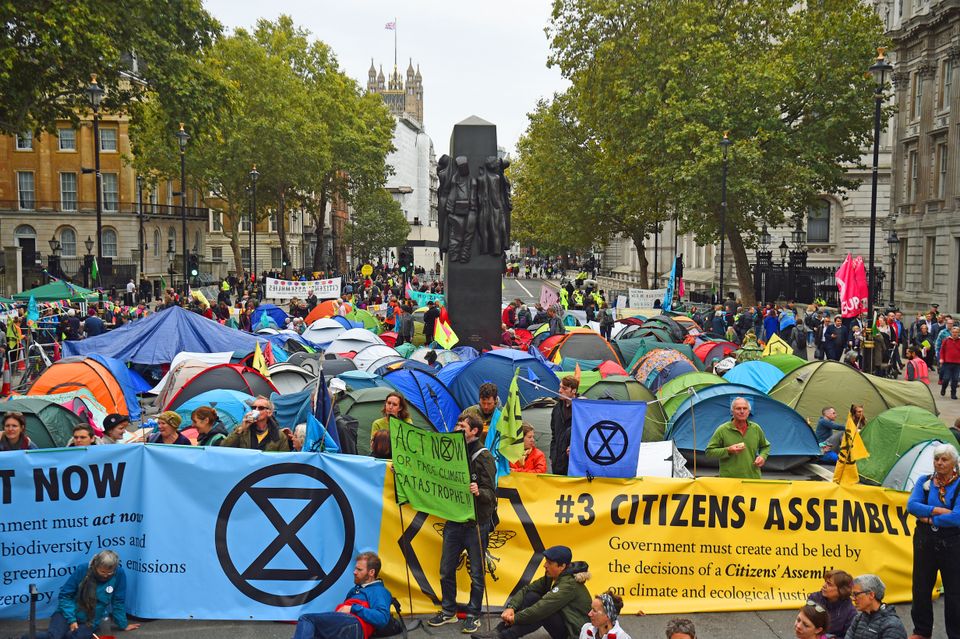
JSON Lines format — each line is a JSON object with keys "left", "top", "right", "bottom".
{"left": 189, "top": 254, "right": 200, "bottom": 277}
{"left": 399, "top": 250, "right": 410, "bottom": 273}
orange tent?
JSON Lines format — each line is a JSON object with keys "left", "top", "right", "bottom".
{"left": 305, "top": 300, "right": 352, "bottom": 324}
{"left": 28, "top": 357, "right": 128, "bottom": 415}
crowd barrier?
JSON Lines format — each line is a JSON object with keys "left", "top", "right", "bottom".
{"left": 0, "top": 446, "right": 914, "bottom": 620}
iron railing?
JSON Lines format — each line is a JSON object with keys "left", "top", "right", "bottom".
{"left": 0, "top": 200, "right": 209, "bottom": 220}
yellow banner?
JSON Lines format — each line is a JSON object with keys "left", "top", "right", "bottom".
{"left": 378, "top": 473, "right": 913, "bottom": 614}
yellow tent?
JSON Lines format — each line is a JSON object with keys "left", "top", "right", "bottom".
{"left": 762, "top": 333, "right": 792, "bottom": 356}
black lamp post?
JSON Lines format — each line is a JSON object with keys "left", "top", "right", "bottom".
{"left": 867, "top": 48, "right": 893, "bottom": 337}
{"left": 167, "top": 242, "right": 176, "bottom": 291}
{"left": 249, "top": 165, "right": 260, "bottom": 285}
{"left": 719, "top": 132, "right": 731, "bottom": 302}
{"left": 778, "top": 238, "right": 789, "bottom": 267}
{"left": 136, "top": 175, "right": 145, "bottom": 276}
{"left": 83, "top": 236, "right": 94, "bottom": 288}
{"left": 47, "top": 236, "right": 61, "bottom": 282}
{"left": 84, "top": 74, "right": 104, "bottom": 266}
{"left": 175, "top": 123, "right": 190, "bottom": 293}
{"left": 887, "top": 228, "right": 899, "bottom": 307}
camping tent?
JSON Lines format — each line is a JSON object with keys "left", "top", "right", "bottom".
{"left": 302, "top": 318, "right": 347, "bottom": 345}
{"left": 305, "top": 299, "right": 349, "bottom": 324}
{"left": 28, "top": 357, "right": 130, "bottom": 416}
{"left": 337, "top": 370, "right": 388, "bottom": 391}
{"left": 345, "top": 308, "right": 381, "bottom": 332}
{"left": 338, "top": 386, "right": 433, "bottom": 455}
{"left": 447, "top": 349, "right": 560, "bottom": 408}
{"left": 693, "top": 341, "right": 738, "bottom": 365}
{"left": 656, "top": 371, "right": 726, "bottom": 418}
{"left": 173, "top": 389, "right": 254, "bottom": 432}
{"left": 631, "top": 348, "right": 697, "bottom": 384}
{"left": 769, "top": 361, "right": 938, "bottom": 425}
{"left": 761, "top": 333, "right": 793, "bottom": 356}
{"left": 325, "top": 328, "right": 384, "bottom": 355}
{"left": 62, "top": 305, "right": 270, "bottom": 365}
{"left": 251, "top": 304, "right": 289, "bottom": 329}
{"left": 163, "top": 364, "right": 278, "bottom": 411}
{"left": 544, "top": 328, "right": 624, "bottom": 366}
{"left": 761, "top": 354, "right": 808, "bottom": 375}
{"left": 882, "top": 439, "right": 944, "bottom": 491}
{"left": 721, "top": 361, "right": 786, "bottom": 394}
{"left": 644, "top": 359, "right": 698, "bottom": 392}
{"left": 410, "top": 348, "right": 461, "bottom": 366}
{"left": 266, "top": 363, "right": 317, "bottom": 395}
{"left": 857, "top": 406, "right": 959, "bottom": 485}
{"left": 383, "top": 369, "right": 461, "bottom": 432}
{"left": 353, "top": 344, "right": 404, "bottom": 372}
{"left": 620, "top": 339, "right": 699, "bottom": 374}
{"left": 0, "top": 396, "right": 85, "bottom": 448}
{"left": 581, "top": 375, "right": 668, "bottom": 441}
{"left": 154, "top": 359, "right": 215, "bottom": 409}
{"left": 666, "top": 385, "right": 821, "bottom": 471}
{"left": 12, "top": 280, "right": 98, "bottom": 302}
{"left": 519, "top": 397, "right": 558, "bottom": 471}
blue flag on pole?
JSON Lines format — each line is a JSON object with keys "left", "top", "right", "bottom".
{"left": 569, "top": 398, "right": 646, "bottom": 479}
{"left": 305, "top": 368, "right": 340, "bottom": 451}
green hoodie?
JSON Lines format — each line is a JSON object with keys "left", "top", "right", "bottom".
{"left": 507, "top": 561, "right": 591, "bottom": 639}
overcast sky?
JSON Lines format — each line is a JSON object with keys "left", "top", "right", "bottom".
{"left": 202, "top": 0, "right": 568, "bottom": 156}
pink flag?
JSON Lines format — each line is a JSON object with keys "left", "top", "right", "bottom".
{"left": 835, "top": 254, "right": 868, "bottom": 318}
{"left": 384, "top": 21, "right": 396, "bottom": 30}
{"left": 404, "top": 280, "right": 413, "bottom": 299}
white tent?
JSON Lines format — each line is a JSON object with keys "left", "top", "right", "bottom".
{"left": 267, "top": 363, "right": 318, "bottom": 395}
{"left": 353, "top": 344, "right": 403, "bottom": 372}
{"left": 326, "top": 328, "right": 384, "bottom": 355}
{"left": 882, "top": 439, "right": 943, "bottom": 491}
{"left": 302, "top": 318, "right": 347, "bottom": 345}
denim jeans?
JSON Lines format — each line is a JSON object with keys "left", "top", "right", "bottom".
{"left": 291, "top": 612, "right": 364, "bottom": 639}
{"left": 29, "top": 612, "right": 96, "bottom": 639}
{"left": 941, "top": 362, "right": 960, "bottom": 394}
{"left": 439, "top": 520, "right": 490, "bottom": 616}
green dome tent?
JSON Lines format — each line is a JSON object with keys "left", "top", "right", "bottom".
{"left": 656, "top": 371, "right": 726, "bottom": 418}
{"left": 582, "top": 375, "right": 668, "bottom": 441}
{"left": 857, "top": 406, "right": 959, "bottom": 485}
{"left": 338, "top": 386, "right": 433, "bottom": 455}
{"left": 1, "top": 397, "right": 84, "bottom": 448}
{"left": 761, "top": 354, "right": 807, "bottom": 375}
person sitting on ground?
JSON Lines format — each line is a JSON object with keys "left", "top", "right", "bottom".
{"left": 99, "top": 413, "right": 129, "bottom": 445}
{"left": 290, "top": 552, "right": 393, "bottom": 639}
{"left": 844, "top": 574, "right": 906, "bottom": 639}
{"left": 483, "top": 545, "right": 591, "bottom": 639}
{"left": 793, "top": 602, "right": 830, "bottom": 639}
{"left": 510, "top": 423, "right": 547, "bottom": 474}
{"left": 806, "top": 569, "right": 855, "bottom": 638}
{"left": 33, "top": 549, "right": 139, "bottom": 639}
{"left": 578, "top": 589, "right": 633, "bottom": 639}
{"left": 70, "top": 424, "right": 97, "bottom": 447}
{"left": 191, "top": 406, "right": 227, "bottom": 446}
{"left": 815, "top": 407, "right": 845, "bottom": 453}
{"left": 0, "top": 411, "right": 36, "bottom": 451}
{"left": 464, "top": 382, "right": 500, "bottom": 437}
{"left": 664, "top": 618, "right": 696, "bottom": 639}
{"left": 370, "top": 392, "right": 412, "bottom": 443}
{"left": 147, "top": 411, "right": 191, "bottom": 446}
{"left": 221, "top": 396, "right": 291, "bottom": 451}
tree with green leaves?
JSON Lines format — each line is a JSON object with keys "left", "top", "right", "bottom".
{"left": 0, "top": 0, "right": 223, "bottom": 135}
{"left": 544, "top": 0, "right": 887, "bottom": 304}
{"left": 343, "top": 188, "right": 410, "bottom": 263}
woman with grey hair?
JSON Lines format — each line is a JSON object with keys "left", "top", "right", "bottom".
{"left": 664, "top": 618, "right": 696, "bottom": 639}
{"left": 907, "top": 442, "right": 960, "bottom": 639}
{"left": 35, "top": 550, "right": 139, "bottom": 638}
{"left": 845, "top": 574, "right": 906, "bottom": 639}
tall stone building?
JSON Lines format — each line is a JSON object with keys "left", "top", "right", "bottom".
{"left": 888, "top": 0, "right": 960, "bottom": 313}
{"left": 367, "top": 59, "right": 424, "bottom": 124}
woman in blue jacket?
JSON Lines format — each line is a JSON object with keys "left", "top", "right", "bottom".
{"left": 36, "top": 550, "right": 139, "bottom": 639}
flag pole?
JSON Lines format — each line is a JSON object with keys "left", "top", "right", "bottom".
{"left": 475, "top": 522, "right": 492, "bottom": 632}
{"left": 393, "top": 468, "right": 417, "bottom": 618}
{"left": 394, "top": 17, "right": 397, "bottom": 68}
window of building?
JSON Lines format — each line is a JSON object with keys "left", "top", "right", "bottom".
{"left": 241, "top": 247, "right": 251, "bottom": 269}
{"left": 17, "top": 172, "right": 35, "bottom": 210}
{"left": 241, "top": 214, "right": 251, "bottom": 232}
{"left": 60, "top": 172, "right": 78, "bottom": 211}
{"left": 99, "top": 128, "right": 118, "bottom": 152}
{"left": 102, "top": 173, "right": 119, "bottom": 211}
{"left": 153, "top": 229, "right": 161, "bottom": 257}
{"left": 897, "top": 237, "right": 907, "bottom": 290}
{"left": 168, "top": 227, "right": 176, "bottom": 255}
{"left": 212, "top": 247, "right": 223, "bottom": 262}
{"left": 59, "top": 228, "right": 77, "bottom": 257}
{"left": 913, "top": 73, "right": 924, "bottom": 119}
{"left": 925, "top": 236, "right": 936, "bottom": 291}
{"left": 166, "top": 182, "right": 173, "bottom": 206}
{"left": 937, "top": 142, "right": 949, "bottom": 199}
{"left": 269, "top": 211, "right": 277, "bottom": 233}
{"left": 58, "top": 128, "right": 76, "bottom": 151}
{"left": 807, "top": 199, "right": 831, "bottom": 243}
{"left": 211, "top": 209, "right": 222, "bottom": 232}
{"left": 15, "top": 133, "right": 32, "bottom": 150}
{"left": 102, "top": 228, "right": 118, "bottom": 257}
{"left": 271, "top": 247, "right": 281, "bottom": 269}
{"left": 941, "top": 59, "right": 953, "bottom": 110}
{"left": 907, "top": 149, "right": 918, "bottom": 202}
{"left": 194, "top": 230, "right": 201, "bottom": 254}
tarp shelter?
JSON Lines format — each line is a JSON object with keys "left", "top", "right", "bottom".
{"left": 769, "top": 360, "right": 938, "bottom": 425}
{"left": 325, "top": 328, "right": 384, "bottom": 355}
{"left": 28, "top": 357, "right": 129, "bottom": 416}
{"left": 762, "top": 333, "right": 793, "bottom": 356}
{"left": 12, "top": 280, "right": 98, "bottom": 302}
{"left": 0, "top": 397, "right": 81, "bottom": 448}
{"left": 336, "top": 370, "right": 388, "bottom": 391}
{"left": 631, "top": 348, "right": 698, "bottom": 385}
{"left": 657, "top": 371, "right": 726, "bottom": 418}
{"left": 173, "top": 389, "right": 254, "bottom": 432}
{"left": 62, "top": 305, "right": 269, "bottom": 365}
{"left": 251, "top": 304, "right": 289, "bottom": 329}
{"left": 447, "top": 349, "right": 561, "bottom": 408}
{"left": 266, "top": 363, "right": 317, "bottom": 395}
{"left": 163, "top": 363, "right": 278, "bottom": 411}
{"left": 882, "top": 440, "right": 945, "bottom": 491}
{"left": 722, "top": 361, "right": 786, "bottom": 394}
{"left": 384, "top": 369, "right": 461, "bottom": 432}
{"left": 338, "top": 386, "right": 433, "bottom": 455}
{"left": 857, "top": 406, "right": 960, "bottom": 485}
{"left": 581, "top": 375, "right": 668, "bottom": 441}
{"left": 761, "top": 353, "right": 808, "bottom": 375}
{"left": 544, "top": 328, "right": 624, "bottom": 366}
{"left": 353, "top": 344, "right": 403, "bottom": 372}
{"left": 666, "top": 385, "right": 821, "bottom": 471}
{"left": 301, "top": 318, "right": 347, "bottom": 345}
{"left": 694, "top": 341, "right": 738, "bottom": 365}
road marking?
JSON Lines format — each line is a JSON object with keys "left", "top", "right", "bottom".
{"left": 513, "top": 279, "right": 534, "bottom": 298}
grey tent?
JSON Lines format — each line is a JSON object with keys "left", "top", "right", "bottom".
{"left": 881, "top": 439, "right": 944, "bottom": 492}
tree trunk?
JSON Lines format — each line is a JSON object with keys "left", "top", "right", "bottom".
{"left": 278, "top": 189, "right": 292, "bottom": 279}
{"left": 726, "top": 223, "right": 757, "bottom": 306}
{"left": 312, "top": 188, "right": 329, "bottom": 272}
{"left": 630, "top": 233, "right": 650, "bottom": 289}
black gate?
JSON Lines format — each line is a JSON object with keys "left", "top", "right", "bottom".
{"left": 753, "top": 260, "right": 884, "bottom": 307}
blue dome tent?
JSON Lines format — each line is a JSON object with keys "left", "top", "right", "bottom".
{"left": 447, "top": 349, "right": 560, "bottom": 408}
{"left": 383, "top": 369, "right": 462, "bottom": 432}
{"left": 722, "top": 360, "right": 786, "bottom": 394}
{"left": 251, "top": 304, "right": 289, "bottom": 329}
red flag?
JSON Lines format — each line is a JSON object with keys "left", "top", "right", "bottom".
{"left": 835, "top": 254, "right": 868, "bottom": 318}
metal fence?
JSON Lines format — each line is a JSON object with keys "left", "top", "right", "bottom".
{"left": 0, "top": 200, "right": 209, "bottom": 220}
{"left": 753, "top": 264, "right": 885, "bottom": 307}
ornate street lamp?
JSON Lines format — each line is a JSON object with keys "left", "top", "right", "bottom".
{"left": 136, "top": 175, "right": 145, "bottom": 276}
{"left": 866, "top": 48, "right": 893, "bottom": 355}
{"left": 778, "top": 238, "right": 789, "bottom": 266}
{"left": 249, "top": 165, "right": 260, "bottom": 285}
{"left": 887, "top": 228, "right": 899, "bottom": 308}
{"left": 175, "top": 123, "right": 190, "bottom": 293}
{"left": 719, "top": 132, "right": 731, "bottom": 302}
{"left": 84, "top": 74, "right": 104, "bottom": 265}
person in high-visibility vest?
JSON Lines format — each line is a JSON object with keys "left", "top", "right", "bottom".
{"left": 559, "top": 288, "right": 569, "bottom": 310}
{"left": 572, "top": 289, "right": 584, "bottom": 309}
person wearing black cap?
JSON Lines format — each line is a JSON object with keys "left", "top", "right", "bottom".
{"left": 100, "top": 414, "right": 130, "bottom": 445}
{"left": 479, "top": 545, "right": 591, "bottom": 639}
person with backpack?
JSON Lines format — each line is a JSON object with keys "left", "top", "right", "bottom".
{"left": 597, "top": 303, "right": 615, "bottom": 341}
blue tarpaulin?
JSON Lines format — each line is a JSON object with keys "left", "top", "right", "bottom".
{"left": 63, "top": 306, "right": 270, "bottom": 365}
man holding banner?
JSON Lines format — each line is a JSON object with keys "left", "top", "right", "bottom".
{"left": 427, "top": 413, "right": 497, "bottom": 634}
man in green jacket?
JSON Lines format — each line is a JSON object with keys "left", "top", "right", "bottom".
{"left": 705, "top": 396, "right": 771, "bottom": 479}
{"left": 480, "top": 545, "right": 591, "bottom": 639}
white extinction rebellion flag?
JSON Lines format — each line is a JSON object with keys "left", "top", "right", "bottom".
{"left": 264, "top": 277, "right": 341, "bottom": 300}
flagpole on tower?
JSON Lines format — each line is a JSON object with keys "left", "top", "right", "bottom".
{"left": 393, "top": 17, "right": 397, "bottom": 67}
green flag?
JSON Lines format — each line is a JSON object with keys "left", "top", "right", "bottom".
{"left": 160, "top": 275, "right": 167, "bottom": 291}
{"left": 390, "top": 417, "right": 474, "bottom": 522}
{"left": 90, "top": 257, "right": 99, "bottom": 282}
{"left": 495, "top": 370, "right": 525, "bottom": 463}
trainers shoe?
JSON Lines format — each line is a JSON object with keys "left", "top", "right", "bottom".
{"left": 941, "top": 386, "right": 947, "bottom": 397}
{"left": 427, "top": 612, "right": 458, "bottom": 627}
{"left": 461, "top": 616, "right": 481, "bottom": 634}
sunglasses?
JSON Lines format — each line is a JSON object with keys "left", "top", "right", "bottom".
{"left": 252, "top": 405, "right": 271, "bottom": 410}
{"left": 850, "top": 590, "right": 870, "bottom": 599}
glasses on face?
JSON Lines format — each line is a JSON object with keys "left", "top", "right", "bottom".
{"left": 253, "top": 405, "right": 271, "bottom": 410}
{"left": 850, "top": 590, "right": 870, "bottom": 600}
{"left": 805, "top": 600, "right": 826, "bottom": 613}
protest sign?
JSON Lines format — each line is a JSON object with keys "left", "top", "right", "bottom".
{"left": 569, "top": 399, "right": 647, "bottom": 478}
{"left": 265, "top": 277, "right": 341, "bottom": 300}
{"left": 390, "top": 418, "right": 473, "bottom": 523}
{"left": 539, "top": 285, "right": 558, "bottom": 309}
{"left": 408, "top": 289, "right": 445, "bottom": 308}
{"left": 628, "top": 288, "right": 668, "bottom": 309}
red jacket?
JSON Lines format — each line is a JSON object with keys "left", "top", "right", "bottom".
{"left": 941, "top": 337, "right": 960, "bottom": 364}
{"left": 510, "top": 447, "right": 547, "bottom": 474}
